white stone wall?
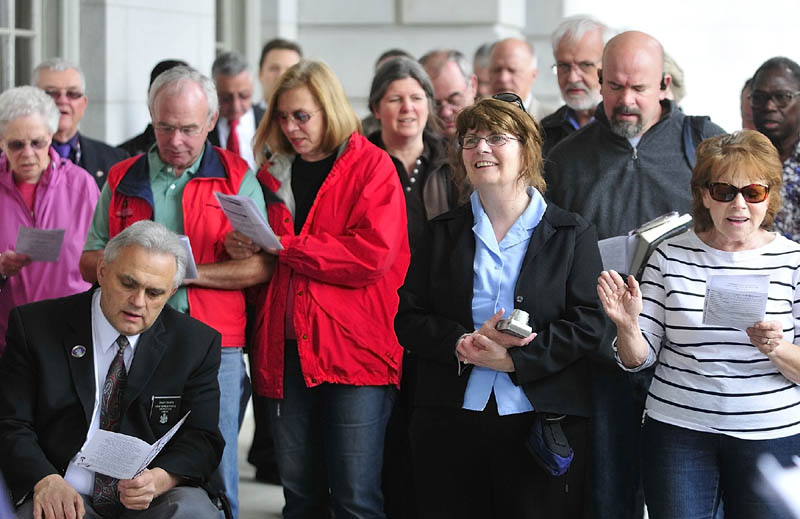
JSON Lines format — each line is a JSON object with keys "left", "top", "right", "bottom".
{"left": 80, "top": 0, "right": 215, "bottom": 145}
{"left": 295, "top": 0, "right": 528, "bottom": 117}
{"left": 78, "top": 0, "right": 800, "bottom": 142}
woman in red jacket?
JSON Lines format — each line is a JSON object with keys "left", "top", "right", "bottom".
{"left": 227, "top": 60, "right": 410, "bottom": 518}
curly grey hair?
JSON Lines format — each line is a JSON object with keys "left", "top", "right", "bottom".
{"left": 0, "top": 86, "right": 60, "bottom": 136}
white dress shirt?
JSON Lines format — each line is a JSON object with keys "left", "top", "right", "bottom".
{"left": 216, "top": 107, "right": 258, "bottom": 171}
{"left": 63, "top": 288, "right": 140, "bottom": 495}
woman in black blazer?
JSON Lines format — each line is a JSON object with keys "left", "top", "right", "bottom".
{"left": 395, "top": 96, "right": 605, "bottom": 519}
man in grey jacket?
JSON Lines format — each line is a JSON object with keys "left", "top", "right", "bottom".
{"left": 544, "top": 31, "right": 725, "bottom": 519}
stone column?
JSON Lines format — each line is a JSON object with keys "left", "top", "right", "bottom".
{"left": 80, "top": 0, "right": 215, "bottom": 144}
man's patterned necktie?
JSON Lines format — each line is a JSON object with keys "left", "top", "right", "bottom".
{"left": 92, "top": 335, "right": 129, "bottom": 517}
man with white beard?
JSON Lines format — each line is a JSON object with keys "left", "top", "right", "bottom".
{"left": 540, "top": 16, "right": 615, "bottom": 156}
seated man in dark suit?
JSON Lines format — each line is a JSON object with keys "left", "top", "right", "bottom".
{"left": 0, "top": 220, "right": 224, "bottom": 519}
{"left": 209, "top": 51, "right": 265, "bottom": 171}
{"left": 33, "top": 58, "right": 129, "bottom": 188}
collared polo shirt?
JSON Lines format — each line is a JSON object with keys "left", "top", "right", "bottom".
{"left": 84, "top": 144, "right": 267, "bottom": 313}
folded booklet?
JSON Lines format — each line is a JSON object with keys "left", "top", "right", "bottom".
{"left": 598, "top": 212, "right": 692, "bottom": 280}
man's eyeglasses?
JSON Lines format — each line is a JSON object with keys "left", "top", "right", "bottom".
{"left": 275, "top": 110, "right": 321, "bottom": 124}
{"left": 707, "top": 182, "right": 770, "bottom": 203}
{"left": 43, "top": 88, "right": 84, "bottom": 101}
{"left": 491, "top": 92, "right": 526, "bottom": 112}
{"left": 154, "top": 123, "right": 204, "bottom": 137}
{"left": 750, "top": 90, "right": 800, "bottom": 109}
{"left": 5, "top": 138, "right": 50, "bottom": 151}
{"left": 460, "top": 134, "right": 519, "bottom": 149}
{"left": 551, "top": 61, "right": 598, "bottom": 75}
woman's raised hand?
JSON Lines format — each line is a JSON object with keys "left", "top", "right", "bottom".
{"left": 597, "top": 270, "right": 642, "bottom": 327}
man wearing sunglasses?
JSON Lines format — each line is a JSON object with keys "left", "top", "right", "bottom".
{"left": 209, "top": 51, "right": 265, "bottom": 172}
{"left": 79, "top": 65, "right": 273, "bottom": 519}
{"left": 544, "top": 31, "right": 725, "bottom": 519}
{"left": 541, "top": 15, "right": 615, "bottom": 156}
{"left": 32, "top": 58, "right": 129, "bottom": 189}
{"left": 750, "top": 57, "right": 800, "bottom": 241}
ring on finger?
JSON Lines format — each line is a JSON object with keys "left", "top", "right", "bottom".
{"left": 766, "top": 338, "right": 772, "bottom": 346}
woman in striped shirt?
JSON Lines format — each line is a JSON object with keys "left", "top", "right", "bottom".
{"left": 598, "top": 130, "right": 800, "bottom": 519}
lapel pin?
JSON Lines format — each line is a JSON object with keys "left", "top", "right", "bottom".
{"left": 71, "top": 345, "right": 87, "bottom": 358}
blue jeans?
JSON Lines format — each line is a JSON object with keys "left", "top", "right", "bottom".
{"left": 268, "top": 341, "right": 395, "bottom": 519}
{"left": 217, "top": 347, "right": 251, "bottom": 519}
{"left": 642, "top": 417, "right": 800, "bottom": 519}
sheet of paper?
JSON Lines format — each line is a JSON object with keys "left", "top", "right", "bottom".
{"left": 76, "top": 412, "right": 190, "bottom": 479}
{"left": 179, "top": 236, "right": 199, "bottom": 280}
{"left": 702, "top": 274, "right": 769, "bottom": 329}
{"left": 597, "top": 235, "right": 636, "bottom": 274}
{"left": 14, "top": 227, "right": 65, "bottom": 262}
{"left": 757, "top": 454, "right": 800, "bottom": 518}
{"left": 0, "top": 472, "right": 13, "bottom": 519}
{"left": 215, "top": 192, "right": 283, "bottom": 251}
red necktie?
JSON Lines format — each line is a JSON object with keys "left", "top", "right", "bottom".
{"left": 92, "top": 335, "right": 129, "bottom": 517}
{"left": 226, "top": 118, "right": 240, "bottom": 156}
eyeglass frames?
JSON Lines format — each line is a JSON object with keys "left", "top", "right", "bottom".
{"left": 707, "top": 182, "right": 770, "bottom": 203}
{"left": 43, "top": 88, "right": 84, "bottom": 101}
{"left": 749, "top": 90, "right": 800, "bottom": 109}
{"left": 460, "top": 134, "right": 519, "bottom": 149}
{"left": 491, "top": 92, "right": 526, "bottom": 112}
{"left": 275, "top": 109, "right": 321, "bottom": 124}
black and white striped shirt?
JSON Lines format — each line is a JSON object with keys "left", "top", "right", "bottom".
{"left": 622, "top": 230, "right": 800, "bottom": 440}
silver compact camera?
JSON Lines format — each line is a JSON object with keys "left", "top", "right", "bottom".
{"left": 495, "top": 309, "right": 533, "bottom": 338}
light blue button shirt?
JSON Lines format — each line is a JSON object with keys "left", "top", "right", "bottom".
{"left": 462, "top": 187, "right": 546, "bottom": 415}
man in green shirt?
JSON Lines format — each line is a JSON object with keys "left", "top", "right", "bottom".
{"left": 80, "top": 65, "right": 272, "bottom": 519}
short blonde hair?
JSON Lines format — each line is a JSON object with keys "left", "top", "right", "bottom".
{"left": 254, "top": 60, "right": 361, "bottom": 166}
{"left": 691, "top": 130, "right": 783, "bottom": 232}
{"left": 452, "top": 98, "right": 545, "bottom": 200}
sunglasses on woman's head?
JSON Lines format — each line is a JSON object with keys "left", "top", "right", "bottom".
{"left": 491, "top": 92, "right": 526, "bottom": 112}
{"left": 706, "top": 182, "right": 769, "bottom": 203}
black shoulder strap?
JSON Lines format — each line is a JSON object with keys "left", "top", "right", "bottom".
{"left": 682, "top": 115, "right": 711, "bottom": 169}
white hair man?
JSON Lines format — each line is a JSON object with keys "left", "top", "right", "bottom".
{"left": 33, "top": 58, "right": 129, "bottom": 187}
{"left": 540, "top": 15, "right": 616, "bottom": 155}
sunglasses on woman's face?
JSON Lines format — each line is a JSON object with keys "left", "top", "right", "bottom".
{"left": 706, "top": 182, "right": 770, "bottom": 203}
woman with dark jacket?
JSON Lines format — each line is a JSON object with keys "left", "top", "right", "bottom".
{"left": 395, "top": 96, "right": 605, "bottom": 519}
{"left": 367, "top": 57, "right": 458, "bottom": 252}
{"left": 367, "top": 56, "right": 459, "bottom": 518}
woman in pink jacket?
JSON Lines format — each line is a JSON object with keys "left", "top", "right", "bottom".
{"left": 226, "top": 60, "right": 410, "bottom": 518}
{"left": 0, "top": 86, "right": 99, "bottom": 354}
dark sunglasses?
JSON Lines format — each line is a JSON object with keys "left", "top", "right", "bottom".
{"left": 44, "top": 88, "right": 84, "bottom": 101}
{"left": 275, "top": 109, "right": 320, "bottom": 124}
{"left": 491, "top": 92, "right": 526, "bottom": 112}
{"left": 707, "top": 182, "right": 769, "bottom": 203}
{"left": 5, "top": 138, "right": 50, "bottom": 151}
